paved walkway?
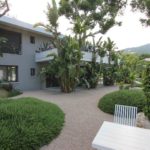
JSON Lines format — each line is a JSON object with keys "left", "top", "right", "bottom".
{"left": 17, "top": 86, "right": 117, "bottom": 150}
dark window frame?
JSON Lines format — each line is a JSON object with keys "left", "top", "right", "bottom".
{"left": 30, "top": 68, "right": 35, "bottom": 76}
{"left": 30, "top": 36, "right": 35, "bottom": 44}
{"left": 0, "top": 65, "right": 18, "bottom": 82}
{"left": 0, "top": 28, "right": 22, "bottom": 55}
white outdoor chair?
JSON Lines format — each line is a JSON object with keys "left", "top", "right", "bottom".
{"left": 114, "top": 104, "right": 138, "bottom": 126}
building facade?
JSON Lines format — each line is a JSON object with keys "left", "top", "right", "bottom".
{"left": 0, "top": 16, "right": 108, "bottom": 91}
{"left": 0, "top": 16, "right": 52, "bottom": 90}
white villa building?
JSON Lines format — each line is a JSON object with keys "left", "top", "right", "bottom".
{"left": 0, "top": 16, "right": 108, "bottom": 90}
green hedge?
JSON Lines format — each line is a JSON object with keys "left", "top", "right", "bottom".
{"left": 98, "top": 90, "right": 146, "bottom": 114}
{"left": 0, "top": 97, "right": 65, "bottom": 150}
{"left": 8, "top": 89, "right": 22, "bottom": 97}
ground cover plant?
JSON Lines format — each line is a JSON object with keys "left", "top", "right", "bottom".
{"left": 143, "top": 64, "right": 150, "bottom": 120}
{"left": 0, "top": 97, "right": 65, "bottom": 150}
{"left": 98, "top": 89, "right": 146, "bottom": 114}
{"left": 0, "top": 82, "right": 22, "bottom": 98}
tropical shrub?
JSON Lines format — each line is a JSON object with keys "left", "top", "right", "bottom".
{"left": 98, "top": 90, "right": 146, "bottom": 114}
{"left": 41, "top": 36, "right": 82, "bottom": 93}
{"left": 115, "top": 53, "right": 139, "bottom": 86}
{"left": 8, "top": 89, "right": 22, "bottom": 97}
{"left": 103, "top": 66, "right": 115, "bottom": 86}
{"left": 0, "top": 97, "right": 65, "bottom": 150}
{"left": 81, "top": 62, "right": 99, "bottom": 88}
{"left": 143, "top": 63, "right": 150, "bottom": 120}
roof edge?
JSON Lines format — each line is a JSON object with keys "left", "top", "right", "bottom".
{"left": 0, "top": 16, "right": 52, "bottom": 37}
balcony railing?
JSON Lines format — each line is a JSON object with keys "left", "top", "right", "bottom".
{"left": 35, "top": 48, "right": 57, "bottom": 62}
{"left": 35, "top": 48, "right": 108, "bottom": 63}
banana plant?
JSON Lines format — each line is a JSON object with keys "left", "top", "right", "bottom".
{"left": 44, "top": 36, "right": 82, "bottom": 93}
{"left": 35, "top": 0, "right": 83, "bottom": 93}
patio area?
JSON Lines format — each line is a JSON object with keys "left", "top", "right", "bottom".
{"left": 16, "top": 86, "right": 149, "bottom": 150}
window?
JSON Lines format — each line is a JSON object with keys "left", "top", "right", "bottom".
{"left": 30, "top": 36, "right": 35, "bottom": 44}
{"left": 0, "top": 66, "right": 18, "bottom": 82}
{"left": 0, "top": 28, "right": 22, "bottom": 54}
{"left": 30, "top": 68, "right": 35, "bottom": 76}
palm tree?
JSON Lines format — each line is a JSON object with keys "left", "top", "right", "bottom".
{"left": 104, "top": 37, "right": 117, "bottom": 65}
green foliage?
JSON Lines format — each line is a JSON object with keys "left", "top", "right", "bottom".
{"left": 0, "top": 97, "right": 65, "bottom": 150}
{"left": 98, "top": 90, "right": 146, "bottom": 114}
{"left": 42, "top": 36, "right": 82, "bottom": 93}
{"left": 59, "top": 0, "right": 126, "bottom": 45}
{"left": 35, "top": 1, "right": 82, "bottom": 93}
{"left": 143, "top": 63, "right": 150, "bottom": 120}
{"left": 47, "top": 0, "right": 58, "bottom": 27}
{"left": 8, "top": 89, "right": 22, "bottom": 97}
{"left": 131, "top": 0, "right": 150, "bottom": 26}
{"left": 81, "top": 62, "right": 100, "bottom": 88}
{"left": 0, "top": 81, "right": 22, "bottom": 98}
{"left": 139, "top": 54, "right": 150, "bottom": 60}
{"left": 115, "top": 53, "right": 140, "bottom": 86}
{"left": 36, "top": 0, "right": 124, "bottom": 92}
{"left": 98, "top": 38, "right": 118, "bottom": 86}
{"left": 104, "top": 38, "right": 118, "bottom": 65}
{"left": 103, "top": 66, "right": 115, "bottom": 86}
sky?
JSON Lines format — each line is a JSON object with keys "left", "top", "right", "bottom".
{"left": 6, "top": 0, "right": 150, "bottom": 50}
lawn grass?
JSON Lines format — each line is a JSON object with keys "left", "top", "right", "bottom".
{"left": 0, "top": 97, "right": 65, "bottom": 150}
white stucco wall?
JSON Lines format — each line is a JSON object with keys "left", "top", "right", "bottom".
{"left": 0, "top": 25, "right": 51, "bottom": 91}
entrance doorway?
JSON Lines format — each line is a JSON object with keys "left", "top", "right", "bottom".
{"left": 46, "top": 75, "right": 59, "bottom": 88}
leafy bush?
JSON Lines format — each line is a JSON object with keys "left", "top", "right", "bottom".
{"left": 98, "top": 90, "right": 146, "bottom": 114}
{"left": 0, "top": 97, "right": 65, "bottom": 150}
{"left": 8, "top": 89, "right": 22, "bottom": 97}
{"left": 143, "top": 63, "right": 150, "bottom": 120}
{"left": 103, "top": 66, "right": 115, "bottom": 86}
{"left": 0, "top": 82, "right": 13, "bottom": 91}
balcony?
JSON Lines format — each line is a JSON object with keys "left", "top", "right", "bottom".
{"left": 35, "top": 48, "right": 57, "bottom": 62}
{"left": 35, "top": 48, "right": 108, "bottom": 63}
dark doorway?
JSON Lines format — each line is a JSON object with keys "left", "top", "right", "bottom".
{"left": 46, "top": 74, "right": 59, "bottom": 88}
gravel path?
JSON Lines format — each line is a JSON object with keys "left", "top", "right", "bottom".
{"left": 17, "top": 86, "right": 118, "bottom": 150}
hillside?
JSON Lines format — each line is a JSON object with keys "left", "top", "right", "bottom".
{"left": 124, "top": 44, "right": 150, "bottom": 54}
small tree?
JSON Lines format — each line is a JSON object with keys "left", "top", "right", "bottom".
{"left": 143, "top": 63, "right": 150, "bottom": 120}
